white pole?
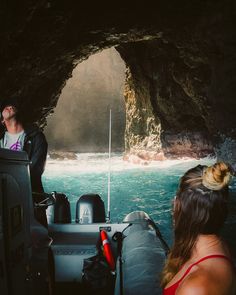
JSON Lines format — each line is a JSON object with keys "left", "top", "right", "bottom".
{"left": 107, "top": 108, "right": 112, "bottom": 222}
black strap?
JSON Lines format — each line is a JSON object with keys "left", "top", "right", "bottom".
{"left": 112, "top": 231, "right": 123, "bottom": 295}
{"left": 145, "top": 218, "right": 170, "bottom": 256}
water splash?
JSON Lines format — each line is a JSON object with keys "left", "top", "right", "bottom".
{"left": 45, "top": 152, "right": 215, "bottom": 175}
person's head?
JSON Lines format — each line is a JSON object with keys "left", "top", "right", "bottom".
{"left": 161, "top": 162, "right": 232, "bottom": 287}
{"left": 0, "top": 97, "right": 22, "bottom": 125}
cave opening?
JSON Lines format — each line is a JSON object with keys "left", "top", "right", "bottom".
{"left": 43, "top": 36, "right": 218, "bottom": 161}
{"left": 45, "top": 47, "right": 126, "bottom": 155}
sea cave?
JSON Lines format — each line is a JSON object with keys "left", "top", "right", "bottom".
{"left": 0, "top": 2, "right": 236, "bottom": 294}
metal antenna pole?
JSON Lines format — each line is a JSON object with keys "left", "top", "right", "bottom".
{"left": 107, "top": 108, "right": 112, "bottom": 222}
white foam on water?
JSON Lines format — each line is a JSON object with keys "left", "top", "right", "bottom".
{"left": 45, "top": 152, "right": 215, "bottom": 175}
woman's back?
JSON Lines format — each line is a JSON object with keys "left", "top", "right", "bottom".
{"left": 164, "top": 243, "right": 236, "bottom": 294}
{"left": 161, "top": 163, "right": 236, "bottom": 295}
{"left": 175, "top": 255, "right": 235, "bottom": 294}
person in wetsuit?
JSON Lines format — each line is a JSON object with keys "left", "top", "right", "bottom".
{"left": 0, "top": 97, "right": 48, "bottom": 227}
{"left": 161, "top": 162, "right": 236, "bottom": 295}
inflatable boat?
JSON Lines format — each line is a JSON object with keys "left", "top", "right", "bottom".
{"left": 0, "top": 148, "right": 168, "bottom": 295}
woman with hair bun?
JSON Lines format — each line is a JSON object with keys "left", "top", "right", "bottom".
{"left": 162, "top": 162, "right": 236, "bottom": 295}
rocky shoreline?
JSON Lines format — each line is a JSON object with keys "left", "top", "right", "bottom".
{"left": 48, "top": 150, "right": 78, "bottom": 160}
{"left": 47, "top": 133, "right": 236, "bottom": 165}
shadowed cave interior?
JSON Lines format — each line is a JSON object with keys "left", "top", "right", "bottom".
{"left": 1, "top": 1, "right": 236, "bottom": 163}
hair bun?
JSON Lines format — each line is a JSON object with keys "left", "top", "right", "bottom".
{"left": 202, "top": 162, "right": 231, "bottom": 190}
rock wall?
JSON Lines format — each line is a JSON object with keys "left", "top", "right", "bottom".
{"left": 117, "top": 18, "right": 236, "bottom": 160}
{"left": 117, "top": 40, "right": 214, "bottom": 159}
{"left": 122, "top": 63, "right": 163, "bottom": 161}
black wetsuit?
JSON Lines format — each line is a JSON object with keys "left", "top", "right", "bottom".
{"left": 23, "top": 124, "right": 48, "bottom": 193}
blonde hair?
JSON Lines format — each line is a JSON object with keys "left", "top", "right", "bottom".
{"left": 161, "top": 162, "right": 232, "bottom": 288}
{"left": 202, "top": 162, "right": 231, "bottom": 190}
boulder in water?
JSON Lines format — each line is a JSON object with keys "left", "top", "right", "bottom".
{"left": 48, "top": 151, "right": 77, "bottom": 160}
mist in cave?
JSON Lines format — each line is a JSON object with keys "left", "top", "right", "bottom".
{"left": 45, "top": 47, "right": 126, "bottom": 153}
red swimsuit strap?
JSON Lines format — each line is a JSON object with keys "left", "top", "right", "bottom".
{"left": 178, "top": 254, "right": 231, "bottom": 282}
{"left": 163, "top": 254, "right": 232, "bottom": 295}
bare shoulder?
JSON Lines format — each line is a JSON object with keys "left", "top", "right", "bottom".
{"left": 176, "top": 269, "right": 225, "bottom": 295}
{"left": 176, "top": 257, "right": 236, "bottom": 295}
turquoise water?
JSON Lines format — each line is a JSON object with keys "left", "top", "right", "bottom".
{"left": 42, "top": 153, "right": 236, "bottom": 250}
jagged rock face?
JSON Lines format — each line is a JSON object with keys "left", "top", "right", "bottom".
{"left": 0, "top": 1, "right": 236, "bottom": 162}
{"left": 122, "top": 66, "right": 163, "bottom": 160}
{"left": 117, "top": 40, "right": 215, "bottom": 159}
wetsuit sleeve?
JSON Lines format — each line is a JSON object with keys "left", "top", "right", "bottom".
{"left": 29, "top": 132, "right": 48, "bottom": 191}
